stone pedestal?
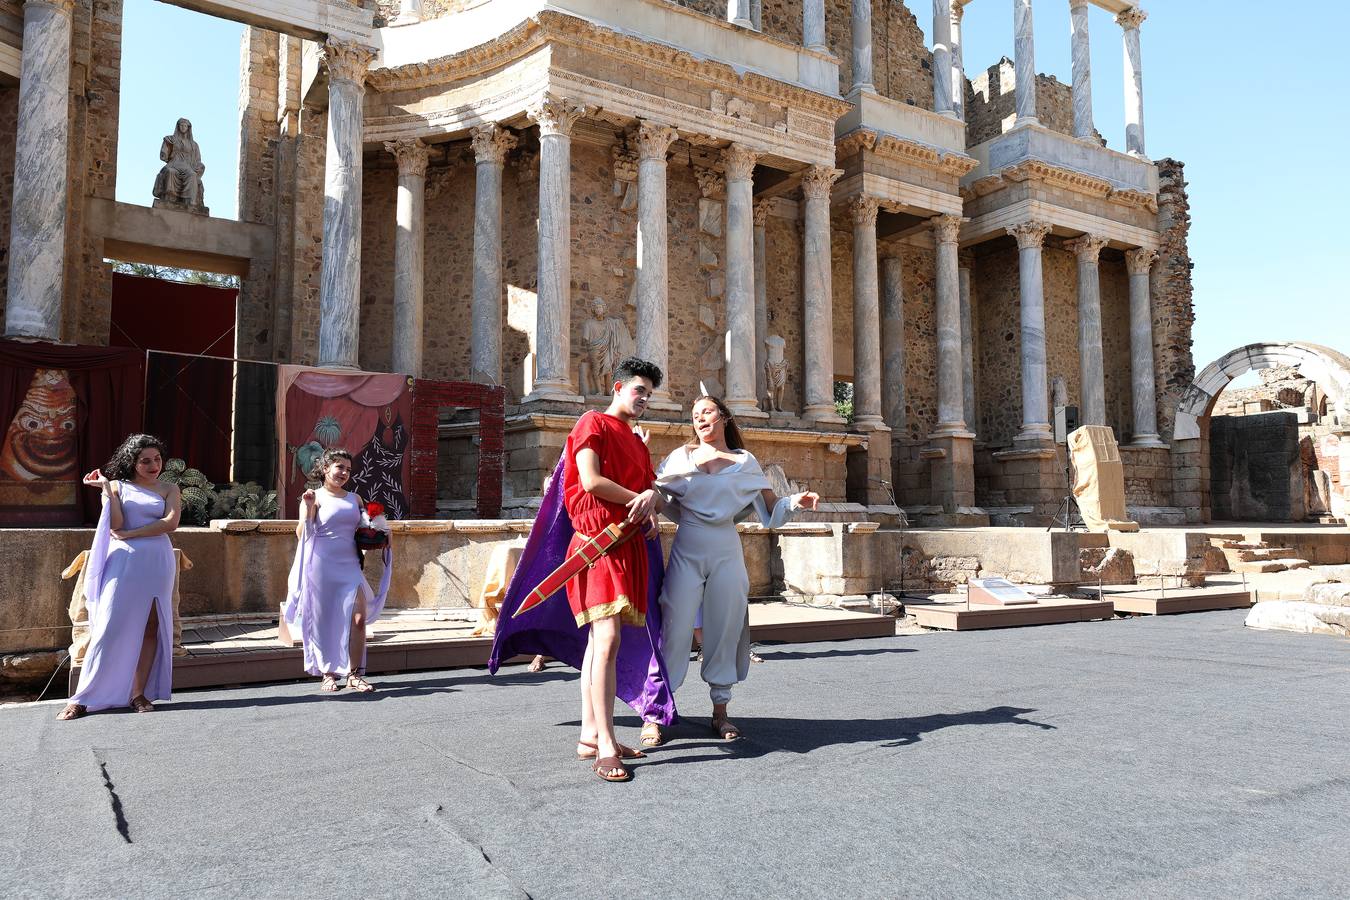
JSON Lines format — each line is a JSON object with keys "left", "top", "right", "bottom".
{"left": 385, "top": 137, "right": 429, "bottom": 377}
{"left": 855, "top": 422, "right": 893, "bottom": 508}
{"left": 469, "top": 125, "right": 516, "bottom": 385}
{"left": 992, "top": 445, "right": 1068, "bottom": 526}
{"left": 4, "top": 0, "right": 75, "bottom": 341}
{"left": 927, "top": 432, "right": 986, "bottom": 523}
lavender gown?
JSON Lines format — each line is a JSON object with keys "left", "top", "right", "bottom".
{"left": 71, "top": 481, "right": 175, "bottom": 711}
{"left": 284, "top": 491, "right": 392, "bottom": 677}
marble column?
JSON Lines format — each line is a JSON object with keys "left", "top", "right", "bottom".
{"left": 1118, "top": 7, "right": 1148, "bottom": 157}
{"left": 932, "top": 215, "right": 967, "bottom": 434}
{"left": 727, "top": 0, "right": 752, "bottom": 27}
{"left": 1066, "top": 233, "right": 1108, "bottom": 426}
{"left": 318, "top": 40, "right": 376, "bottom": 369}
{"left": 1012, "top": 0, "right": 1039, "bottom": 127}
{"left": 850, "top": 196, "right": 883, "bottom": 429}
{"left": 951, "top": 2, "right": 967, "bottom": 121}
{"left": 958, "top": 252, "right": 976, "bottom": 431}
{"left": 385, "top": 138, "right": 429, "bottom": 377}
{"left": 852, "top": 0, "right": 875, "bottom": 93}
{"left": 722, "top": 144, "right": 764, "bottom": 418}
{"left": 392, "top": 0, "right": 421, "bottom": 24}
{"left": 1007, "top": 221, "right": 1053, "bottom": 444}
{"left": 801, "top": 165, "right": 843, "bottom": 425}
{"left": 803, "top": 0, "right": 827, "bottom": 52}
{"left": 751, "top": 0, "right": 762, "bottom": 31}
{"left": 881, "top": 255, "right": 906, "bottom": 432}
{"left": 753, "top": 199, "right": 772, "bottom": 410}
{"left": 524, "top": 95, "right": 587, "bottom": 403}
{"left": 4, "top": 0, "right": 75, "bottom": 341}
{"left": 636, "top": 120, "right": 680, "bottom": 410}
{"left": 1126, "top": 248, "right": 1165, "bottom": 446}
{"left": 469, "top": 124, "right": 516, "bottom": 385}
{"left": 1069, "top": 0, "right": 1094, "bottom": 140}
{"left": 932, "top": 0, "right": 955, "bottom": 117}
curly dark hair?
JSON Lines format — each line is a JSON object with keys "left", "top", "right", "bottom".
{"left": 684, "top": 395, "right": 745, "bottom": 451}
{"left": 104, "top": 433, "right": 167, "bottom": 481}
{"left": 614, "top": 356, "right": 664, "bottom": 390}
{"left": 309, "top": 447, "right": 353, "bottom": 483}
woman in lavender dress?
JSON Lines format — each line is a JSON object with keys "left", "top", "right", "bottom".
{"left": 284, "top": 448, "right": 392, "bottom": 692}
{"left": 58, "top": 435, "right": 181, "bottom": 719}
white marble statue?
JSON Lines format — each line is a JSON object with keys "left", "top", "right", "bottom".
{"left": 578, "top": 296, "right": 635, "bottom": 396}
{"left": 764, "top": 333, "right": 787, "bottom": 412}
{"left": 153, "top": 118, "right": 207, "bottom": 214}
{"left": 1051, "top": 374, "right": 1068, "bottom": 411}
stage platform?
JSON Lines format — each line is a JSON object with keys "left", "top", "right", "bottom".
{"left": 1094, "top": 584, "right": 1255, "bottom": 616}
{"left": 67, "top": 602, "right": 896, "bottom": 693}
{"left": 904, "top": 596, "right": 1115, "bottom": 631}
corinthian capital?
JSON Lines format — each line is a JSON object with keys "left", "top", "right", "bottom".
{"left": 322, "top": 40, "right": 376, "bottom": 85}
{"left": 1116, "top": 7, "right": 1147, "bottom": 29}
{"left": 1125, "top": 247, "right": 1158, "bottom": 275}
{"left": 384, "top": 138, "right": 429, "bottom": 177}
{"left": 637, "top": 121, "right": 679, "bottom": 162}
{"left": 1064, "top": 233, "right": 1109, "bottom": 261}
{"left": 695, "top": 166, "right": 725, "bottom": 199}
{"left": 721, "top": 144, "right": 760, "bottom": 181}
{"left": 951, "top": 1, "right": 964, "bottom": 24}
{"left": 800, "top": 165, "right": 842, "bottom": 201}
{"left": 1006, "top": 221, "right": 1051, "bottom": 249}
{"left": 753, "top": 198, "right": 773, "bottom": 227}
{"left": 930, "top": 214, "right": 964, "bottom": 245}
{"left": 470, "top": 124, "right": 517, "bottom": 165}
{"left": 850, "top": 195, "right": 881, "bottom": 228}
{"left": 527, "top": 95, "right": 587, "bottom": 137}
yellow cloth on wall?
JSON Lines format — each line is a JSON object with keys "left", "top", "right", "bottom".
{"left": 64, "top": 547, "right": 194, "bottom": 661}
{"left": 474, "top": 539, "right": 526, "bottom": 636}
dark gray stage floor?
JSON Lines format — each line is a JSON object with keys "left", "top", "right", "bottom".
{"left": 3, "top": 609, "right": 1348, "bottom": 899}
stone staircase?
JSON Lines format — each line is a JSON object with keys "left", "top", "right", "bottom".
{"left": 1210, "top": 537, "right": 1312, "bottom": 574}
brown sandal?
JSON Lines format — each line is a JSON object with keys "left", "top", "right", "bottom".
{"left": 592, "top": 756, "right": 631, "bottom": 782}
{"left": 131, "top": 695, "right": 154, "bottom": 713}
{"left": 320, "top": 673, "right": 342, "bottom": 692}
{"left": 56, "top": 703, "right": 86, "bottom": 721}
{"left": 347, "top": 672, "right": 376, "bottom": 693}
{"left": 712, "top": 717, "right": 741, "bottom": 740}
{"left": 576, "top": 740, "right": 646, "bottom": 761}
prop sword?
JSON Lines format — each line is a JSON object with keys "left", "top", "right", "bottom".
{"left": 511, "top": 520, "right": 641, "bottom": 618}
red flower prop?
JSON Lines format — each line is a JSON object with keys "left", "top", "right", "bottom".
{"left": 366, "top": 501, "right": 385, "bottom": 518}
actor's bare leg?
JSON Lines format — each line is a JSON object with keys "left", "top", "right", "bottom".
{"left": 130, "top": 604, "right": 160, "bottom": 711}
{"left": 347, "top": 595, "right": 375, "bottom": 691}
{"left": 587, "top": 615, "right": 624, "bottom": 778}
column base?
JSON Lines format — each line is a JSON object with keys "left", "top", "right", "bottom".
{"left": 726, "top": 399, "right": 769, "bottom": 420}
{"left": 1013, "top": 116, "right": 1041, "bottom": 129}
{"left": 1127, "top": 434, "right": 1167, "bottom": 449}
{"left": 645, "top": 397, "right": 684, "bottom": 416}
{"left": 851, "top": 82, "right": 877, "bottom": 94}
{"left": 930, "top": 422, "right": 975, "bottom": 440}
{"left": 803, "top": 404, "right": 846, "bottom": 426}
{"left": 851, "top": 415, "right": 888, "bottom": 432}
{"left": 1013, "top": 424, "right": 1055, "bottom": 448}
{"left": 522, "top": 381, "right": 584, "bottom": 405}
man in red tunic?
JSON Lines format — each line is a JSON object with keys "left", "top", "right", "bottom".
{"left": 562, "top": 356, "right": 664, "bottom": 782}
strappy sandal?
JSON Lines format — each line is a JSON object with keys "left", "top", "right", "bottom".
{"left": 130, "top": 695, "right": 154, "bottom": 713}
{"left": 711, "top": 717, "right": 741, "bottom": 741}
{"left": 347, "top": 672, "right": 376, "bottom": 693}
{"left": 320, "top": 673, "right": 342, "bottom": 692}
{"left": 576, "top": 740, "right": 646, "bottom": 761}
{"left": 592, "top": 756, "right": 631, "bottom": 783}
{"left": 639, "top": 722, "right": 664, "bottom": 747}
{"left": 56, "top": 703, "right": 86, "bottom": 721}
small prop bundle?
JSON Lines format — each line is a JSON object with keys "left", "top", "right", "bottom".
{"left": 355, "top": 501, "right": 391, "bottom": 550}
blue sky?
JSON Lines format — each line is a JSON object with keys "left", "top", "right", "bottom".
{"left": 115, "top": 0, "right": 1349, "bottom": 372}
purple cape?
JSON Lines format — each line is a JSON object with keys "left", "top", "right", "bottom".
{"left": 488, "top": 457, "right": 678, "bottom": 726}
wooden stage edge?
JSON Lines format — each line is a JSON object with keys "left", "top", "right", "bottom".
{"left": 68, "top": 603, "right": 897, "bottom": 693}
{"left": 906, "top": 598, "right": 1115, "bottom": 631}
{"left": 1103, "top": 587, "right": 1255, "bottom": 616}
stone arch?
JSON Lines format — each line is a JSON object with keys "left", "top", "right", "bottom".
{"left": 1174, "top": 342, "right": 1350, "bottom": 439}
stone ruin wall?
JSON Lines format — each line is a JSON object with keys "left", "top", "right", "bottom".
{"left": 1152, "top": 158, "right": 1195, "bottom": 442}
{"left": 966, "top": 59, "right": 1092, "bottom": 148}
{"left": 0, "top": 83, "right": 15, "bottom": 310}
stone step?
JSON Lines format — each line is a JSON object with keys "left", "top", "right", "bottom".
{"left": 1230, "top": 560, "right": 1290, "bottom": 573}
{"left": 1229, "top": 547, "right": 1297, "bottom": 562}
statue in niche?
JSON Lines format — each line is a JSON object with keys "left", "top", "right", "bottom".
{"left": 1051, "top": 375, "right": 1068, "bottom": 411}
{"left": 153, "top": 118, "right": 208, "bottom": 215}
{"left": 578, "top": 297, "right": 635, "bottom": 397}
{"left": 763, "top": 333, "right": 787, "bottom": 412}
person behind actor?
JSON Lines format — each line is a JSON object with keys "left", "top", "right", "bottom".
{"left": 564, "top": 356, "right": 666, "bottom": 782}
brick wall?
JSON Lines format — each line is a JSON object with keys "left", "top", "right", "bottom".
{"left": 966, "top": 59, "right": 1098, "bottom": 148}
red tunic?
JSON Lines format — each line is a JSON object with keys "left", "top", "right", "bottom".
{"left": 561, "top": 411, "right": 655, "bottom": 628}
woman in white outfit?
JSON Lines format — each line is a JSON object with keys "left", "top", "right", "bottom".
{"left": 641, "top": 396, "right": 818, "bottom": 745}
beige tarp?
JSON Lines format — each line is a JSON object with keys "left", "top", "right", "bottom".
{"left": 1068, "top": 425, "right": 1139, "bottom": 533}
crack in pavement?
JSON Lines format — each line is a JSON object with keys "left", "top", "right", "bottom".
{"left": 425, "top": 804, "right": 533, "bottom": 899}
{"left": 91, "top": 749, "right": 132, "bottom": 844}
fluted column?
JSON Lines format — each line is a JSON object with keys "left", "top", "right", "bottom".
{"left": 5, "top": 0, "right": 75, "bottom": 340}
{"left": 1012, "top": 0, "right": 1039, "bottom": 127}
{"left": 753, "top": 199, "right": 771, "bottom": 410}
{"left": 881, "top": 255, "right": 906, "bottom": 432}
{"left": 852, "top": 0, "right": 875, "bottom": 93}
{"left": 1007, "top": 221, "right": 1053, "bottom": 444}
{"left": 932, "top": 215, "right": 967, "bottom": 434}
{"left": 1118, "top": 7, "right": 1148, "bottom": 157}
{"left": 722, "top": 144, "right": 764, "bottom": 418}
{"left": 318, "top": 41, "right": 375, "bottom": 369}
{"left": 636, "top": 121, "right": 679, "bottom": 410}
{"left": 468, "top": 124, "right": 516, "bottom": 385}
{"left": 801, "top": 165, "right": 844, "bottom": 425}
{"left": 385, "top": 138, "right": 429, "bottom": 376}
{"left": 850, "top": 196, "right": 883, "bottom": 429}
{"left": 1069, "top": 0, "right": 1094, "bottom": 140}
{"left": 1066, "top": 233, "right": 1108, "bottom": 426}
{"left": 951, "top": 2, "right": 967, "bottom": 121}
{"left": 803, "top": 0, "right": 827, "bottom": 52}
{"left": 958, "top": 252, "right": 976, "bottom": 431}
{"left": 932, "top": 0, "right": 955, "bottom": 117}
{"left": 727, "top": 0, "right": 752, "bottom": 27}
{"left": 524, "top": 95, "right": 587, "bottom": 403}
{"left": 1126, "top": 248, "right": 1165, "bottom": 446}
